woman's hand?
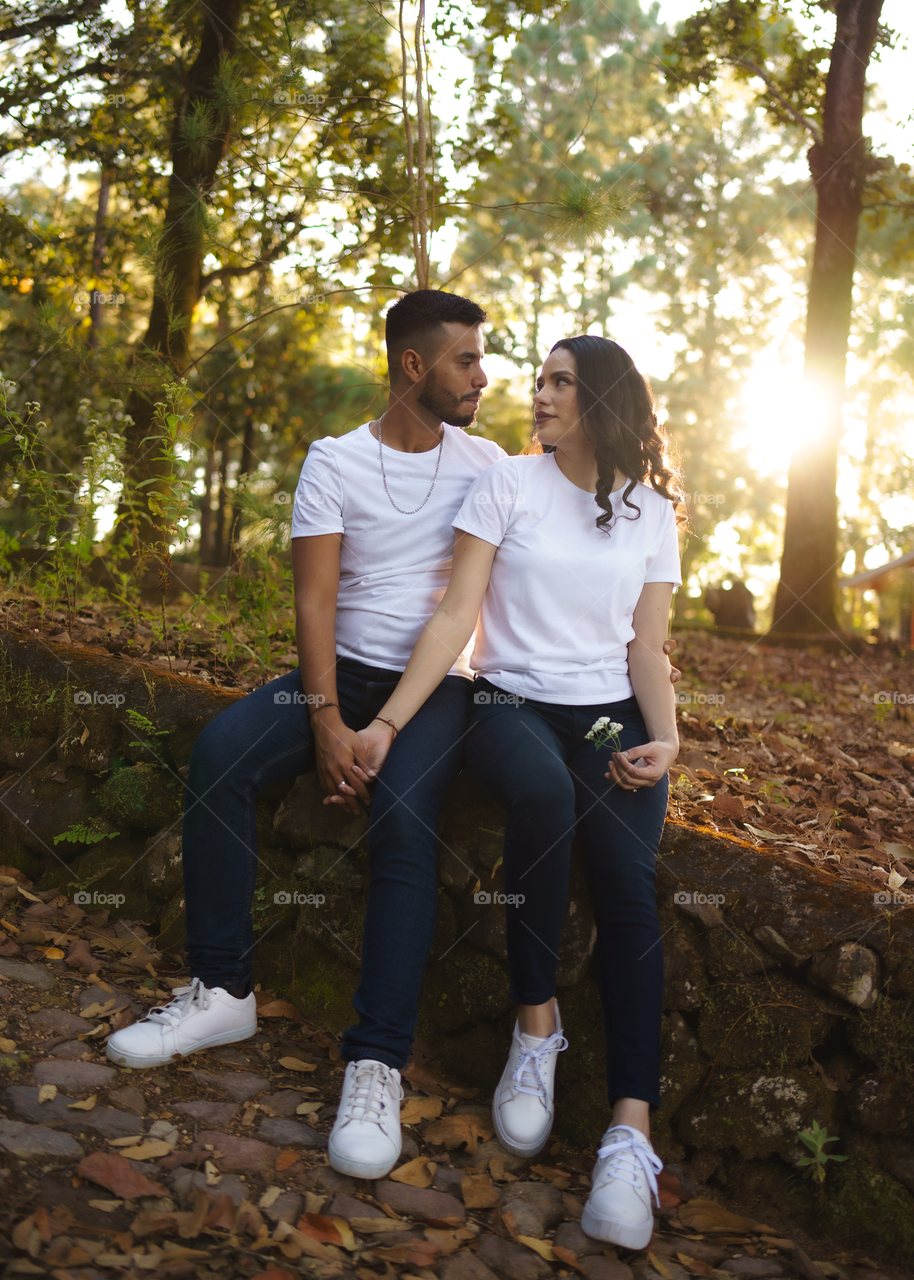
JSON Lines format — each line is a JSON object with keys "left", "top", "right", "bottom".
{"left": 606, "top": 739, "right": 678, "bottom": 791}
{"left": 313, "top": 716, "right": 375, "bottom": 814}
{"left": 324, "top": 722, "right": 396, "bottom": 807}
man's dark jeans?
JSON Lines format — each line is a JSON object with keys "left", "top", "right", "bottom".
{"left": 182, "top": 657, "right": 472, "bottom": 1069}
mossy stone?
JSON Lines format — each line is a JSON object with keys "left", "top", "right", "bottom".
{"left": 677, "top": 1068, "right": 837, "bottom": 1161}
{"left": 705, "top": 926, "right": 768, "bottom": 979}
{"left": 420, "top": 949, "right": 510, "bottom": 1034}
{"left": 696, "top": 976, "right": 834, "bottom": 1071}
{"left": 65, "top": 846, "right": 151, "bottom": 919}
{"left": 848, "top": 994, "right": 914, "bottom": 1082}
{"left": 819, "top": 1160, "right": 914, "bottom": 1258}
{"left": 654, "top": 1012, "right": 705, "bottom": 1160}
{"left": 95, "top": 763, "right": 183, "bottom": 829}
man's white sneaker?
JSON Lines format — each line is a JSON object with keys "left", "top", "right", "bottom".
{"left": 492, "top": 1004, "right": 568, "bottom": 1158}
{"left": 105, "top": 978, "right": 257, "bottom": 1069}
{"left": 581, "top": 1124, "right": 663, "bottom": 1250}
{"left": 328, "top": 1059, "right": 404, "bottom": 1179}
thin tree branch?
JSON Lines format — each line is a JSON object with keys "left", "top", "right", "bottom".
{"left": 728, "top": 56, "right": 823, "bottom": 146}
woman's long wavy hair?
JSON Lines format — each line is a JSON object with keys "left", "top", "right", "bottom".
{"left": 543, "top": 335, "right": 684, "bottom": 533}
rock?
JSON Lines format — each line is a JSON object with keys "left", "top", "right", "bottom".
{"left": 562, "top": 1191, "right": 585, "bottom": 1220}
{"left": 706, "top": 927, "right": 768, "bottom": 979}
{"left": 30, "top": 1008, "right": 89, "bottom": 1037}
{"left": 437, "top": 1252, "right": 501, "bottom": 1280}
{"left": 256, "top": 1116, "right": 327, "bottom": 1149}
{"left": 313, "top": 1166, "right": 358, "bottom": 1196}
{"left": 0, "top": 763, "right": 98, "bottom": 857}
{"left": 169, "top": 1169, "right": 249, "bottom": 1206}
{"left": 95, "top": 762, "right": 183, "bottom": 829}
{"left": 57, "top": 705, "right": 121, "bottom": 773}
{"left": 148, "top": 1120, "right": 179, "bottom": 1146}
{"left": 373, "top": 1179, "right": 465, "bottom": 1221}
{"left": 78, "top": 985, "right": 134, "bottom": 1014}
{"left": 108, "top": 1086, "right": 147, "bottom": 1116}
{"left": 677, "top": 1070, "right": 836, "bottom": 1161}
{"left": 848, "top": 1073, "right": 914, "bottom": 1135}
{"left": 809, "top": 942, "right": 881, "bottom": 1009}
{"left": 173, "top": 1100, "right": 238, "bottom": 1126}
{"left": 275, "top": 772, "right": 369, "bottom": 849}
{"left": 328, "top": 1193, "right": 376, "bottom": 1218}
{"left": 4, "top": 1086, "right": 143, "bottom": 1138}
{"left": 34, "top": 1060, "right": 117, "bottom": 1092}
{"left": 261, "top": 1190, "right": 303, "bottom": 1224}
{"left": 258, "top": 1090, "right": 308, "bottom": 1118}
{"left": 581, "top": 1260, "right": 634, "bottom": 1280}
{"left": 753, "top": 926, "right": 810, "bottom": 967}
{"left": 190, "top": 1070, "right": 270, "bottom": 1101}
{"left": 191, "top": 1129, "right": 276, "bottom": 1175}
{"left": 498, "top": 1181, "right": 564, "bottom": 1237}
{"left": 720, "top": 1262, "right": 784, "bottom": 1277}
{"left": 401, "top": 1132, "right": 420, "bottom": 1160}
{"left": 0, "top": 1117, "right": 84, "bottom": 1161}
{"left": 0, "top": 733, "right": 54, "bottom": 772}
{"left": 293, "top": 843, "right": 363, "bottom": 889}
{"left": 553, "top": 1222, "right": 607, "bottom": 1257}
{"left": 47, "top": 1041, "right": 94, "bottom": 1060}
{"left": 140, "top": 828, "right": 184, "bottom": 902}
{"left": 477, "top": 1233, "right": 552, "bottom": 1280}
{"left": 432, "top": 1165, "right": 467, "bottom": 1195}
{"left": 0, "top": 957, "right": 58, "bottom": 990}
{"left": 696, "top": 976, "right": 833, "bottom": 1070}
{"left": 653, "top": 1238, "right": 727, "bottom": 1266}
{"left": 662, "top": 929, "right": 705, "bottom": 1010}
{"left": 673, "top": 894, "right": 724, "bottom": 929}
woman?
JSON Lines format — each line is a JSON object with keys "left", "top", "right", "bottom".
{"left": 346, "top": 335, "right": 681, "bottom": 1250}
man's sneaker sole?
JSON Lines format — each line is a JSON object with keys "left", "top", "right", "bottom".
{"left": 580, "top": 1203, "right": 654, "bottom": 1251}
{"left": 492, "top": 1100, "right": 552, "bottom": 1159}
{"left": 105, "top": 1023, "right": 256, "bottom": 1070}
{"left": 328, "top": 1133, "right": 401, "bottom": 1180}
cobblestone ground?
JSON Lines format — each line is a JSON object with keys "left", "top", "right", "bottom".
{"left": 0, "top": 935, "right": 907, "bottom": 1280}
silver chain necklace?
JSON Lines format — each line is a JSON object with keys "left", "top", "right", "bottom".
{"left": 375, "top": 418, "right": 444, "bottom": 515}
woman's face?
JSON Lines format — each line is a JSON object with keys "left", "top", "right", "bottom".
{"left": 533, "top": 347, "right": 588, "bottom": 450}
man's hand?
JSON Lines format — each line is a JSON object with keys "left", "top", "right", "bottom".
{"left": 313, "top": 715, "right": 375, "bottom": 814}
{"left": 663, "top": 637, "right": 681, "bottom": 685}
{"left": 324, "top": 724, "right": 395, "bottom": 807}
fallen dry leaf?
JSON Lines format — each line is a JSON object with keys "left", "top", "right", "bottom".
{"left": 461, "top": 1172, "right": 499, "bottom": 1209}
{"left": 37, "top": 1084, "right": 58, "bottom": 1104}
{"left": 676, "top": 1253, "right": 715, "bottom": 1276}
{"left": 204, "top": 1195, "right": 237, "bottom": 1230}
{"left": 349, "top": 1217, "right": 410, "bottom": 1234}
{"left": 66, "top": 937, "right": 102, "bottom": 975}
{"left": 371, "top": 1240, "right": 439, "bottom": 1267}
{"left": 34, "top": 945, "right": 65, "bottom": 960}
{"left": 423, "top": 1112, "right": 493, "bottom": 1155}
{"left": 648, "top": 1253, "right": 676, "bottom": 1280}
{"left": 400, "top": 1095, "right": 444, "bottom": 1124}
{"left": 295, "top": 1213, "right": 346, "bottom": 1247}
{"left": 274, "top": 1150, "right": 301, "bottom": 1172}
{"left": 277, "top": 1056, "right": 317, "bottom": 1073}
{"left": 67, "top": 1095, "right": 97, "bottom": 1111}
{"left": 0, "top": 1036, "right": 16, "bottom": 1053}
{"left": 389, "top": 1157, "right": 436, "bottom": 1188}
{"left": 114, "top": 1140, "right": 174, "bottom": 1162}
{"left": 87, "top": 1199, "right": 124, "bottom": 1213}
{"left": 294, "top": 1101, "right": 322, "bottom": 1116}
{"left": 678, "top": 1197, "right": 774, "bottom": 1235}
{"left": 518, "top": 1236, "right": 558, "bottom": 1262}
{"left": 554, "top": 1245, "right": 586, "bottom": 1273}
{"left": 76, "top": 1151, "right": 170, "bottom": 1199}
{"left": 80, "top": 998, "right": 116, "bottom": 1019}
{"left": 424, "top": 1227, "right": 475, "bottom": 1256}
{"left": 256, "top": 1000, "right": 300, "bottom": 1019}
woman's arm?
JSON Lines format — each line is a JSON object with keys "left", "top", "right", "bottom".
{"left": 607, "top": 580, "right": 679, "bottom": 790}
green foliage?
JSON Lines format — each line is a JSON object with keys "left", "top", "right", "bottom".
{"left": 796, "top": 1119, "right": 848, "bottom": 1183}
{"left": 53, "top": 823, "right": 119, "bottom": 847}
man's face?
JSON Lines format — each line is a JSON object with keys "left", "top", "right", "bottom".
{"left": 416, "top": 322, "right": 488, "bottom": 427}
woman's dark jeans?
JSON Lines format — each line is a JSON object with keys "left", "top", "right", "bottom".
{"left": 465, "top": 680, "right": 668, "bottom": 1108}
{"left": 182, "top": 657, "right": 472, "bottom": 1070}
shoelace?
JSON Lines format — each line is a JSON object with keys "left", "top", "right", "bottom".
{"left": 511, "top": 1030, "right": 569, "bottom": 1100}
{"left": 342, "top": 1061, "right": 403, "bottom": 1127}
{"left": 145, "top": 977, "right": 211, "bottom": 1028}
{"left": 594, "top": 1127, "right": 663, "bottom": 1206}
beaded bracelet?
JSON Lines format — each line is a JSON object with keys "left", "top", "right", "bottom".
{"left": 309, "top": 700, "right": 339, "bottom": 718}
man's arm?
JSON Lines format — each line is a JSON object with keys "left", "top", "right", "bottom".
{"left": 291, "top": 535, "right": 372, "bottom": 812}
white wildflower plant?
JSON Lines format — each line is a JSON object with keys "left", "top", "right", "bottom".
{"left": 585, "top": 716, "right": 624, "bottom": 753}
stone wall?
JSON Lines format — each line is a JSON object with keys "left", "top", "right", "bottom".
{"left": 2, "top": 627, "right": 913, "bottom": 1254}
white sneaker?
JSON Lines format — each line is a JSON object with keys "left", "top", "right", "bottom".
{"left": 105, "top": 978, "right": 257, "bottom": 1068}
{"left": 581, "top": 1124, "right": 663, "bottom": 1250}
{"left": 492, "top": 1004, "right": 568, "bottom": 1158}
{"left": 328, "top": 1059, "right": 404, "bottom": 1179}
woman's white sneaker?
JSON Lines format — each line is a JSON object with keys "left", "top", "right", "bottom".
{"left": 328, "top": 1059, "right": 404, "bottom": 1179}
{"left": 492, "top": 1004, "right": 568, "bottom": 1157}
{"left": 581, "top": 1124, "right": 662, "bottom": 1250}
{"left": 105, "top": 978, "right": 257, "bottom": 1068}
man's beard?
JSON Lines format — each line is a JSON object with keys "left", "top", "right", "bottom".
{"left": 417, "top": 368, "right": 480, "bottom": 428}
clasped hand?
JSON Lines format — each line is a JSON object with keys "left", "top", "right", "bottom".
{"left": 320, "top": 725, "right": 394, "bottom": 812}
{"left": 605, "top": 739, "right": 678, "bottom": 791}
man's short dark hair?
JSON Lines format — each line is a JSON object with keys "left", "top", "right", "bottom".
{"left": 385, "top": 289, "right": 486, "bottom": 380}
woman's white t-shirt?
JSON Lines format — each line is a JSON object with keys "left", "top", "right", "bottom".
{"left": 452, "top": 452, "right": 682, "bottom": 704}
{"left": 291, "top": 422, "right": 505, "bottom": 677}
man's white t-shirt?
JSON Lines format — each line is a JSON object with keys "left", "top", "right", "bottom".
{"left": 452, "top": 452, "right": 682, "bottom": 704}
{"left": 291, "top": 422, "right": 506, "bottom": 677}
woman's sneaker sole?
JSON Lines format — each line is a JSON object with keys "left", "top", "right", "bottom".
{"left": 492, "top": 1102, "right": 552, "bottom": 1158}
{"left": 580, "top": 1203, "right": 654, "bottom": 1251}
{"left": 327, "top": 1135, "right": 402, "bottom": 1180}
{"left": 106, "top": 1024, "right": 255, "bottom": 1069}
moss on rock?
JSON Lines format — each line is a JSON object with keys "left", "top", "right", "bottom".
{"left": 95, "top": 763, "right": 182, "bottom": 829}
{"left": 420, "top": 949, "right": 510, "bottom": 1034}
{"left": 677, "top": 1068, "right": 837, "bottom": 1161}
{"left": 848, "top": 994, "right": 914, "bottom": 1082}
{"left": 818, "top": 1160, "right": 914, "bottom": 1257}
{"left": 696, "top": 976, "right": 835, "bottom": 1071}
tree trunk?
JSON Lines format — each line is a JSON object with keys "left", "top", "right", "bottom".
{"left": 117, "top": 0, "right": 245, "bottom": 549}
{"left": 88, "top": 169, "right": 111, "bottom": 349}
{"left": 771, "top": 0, "right": 884, "bottom": 634}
